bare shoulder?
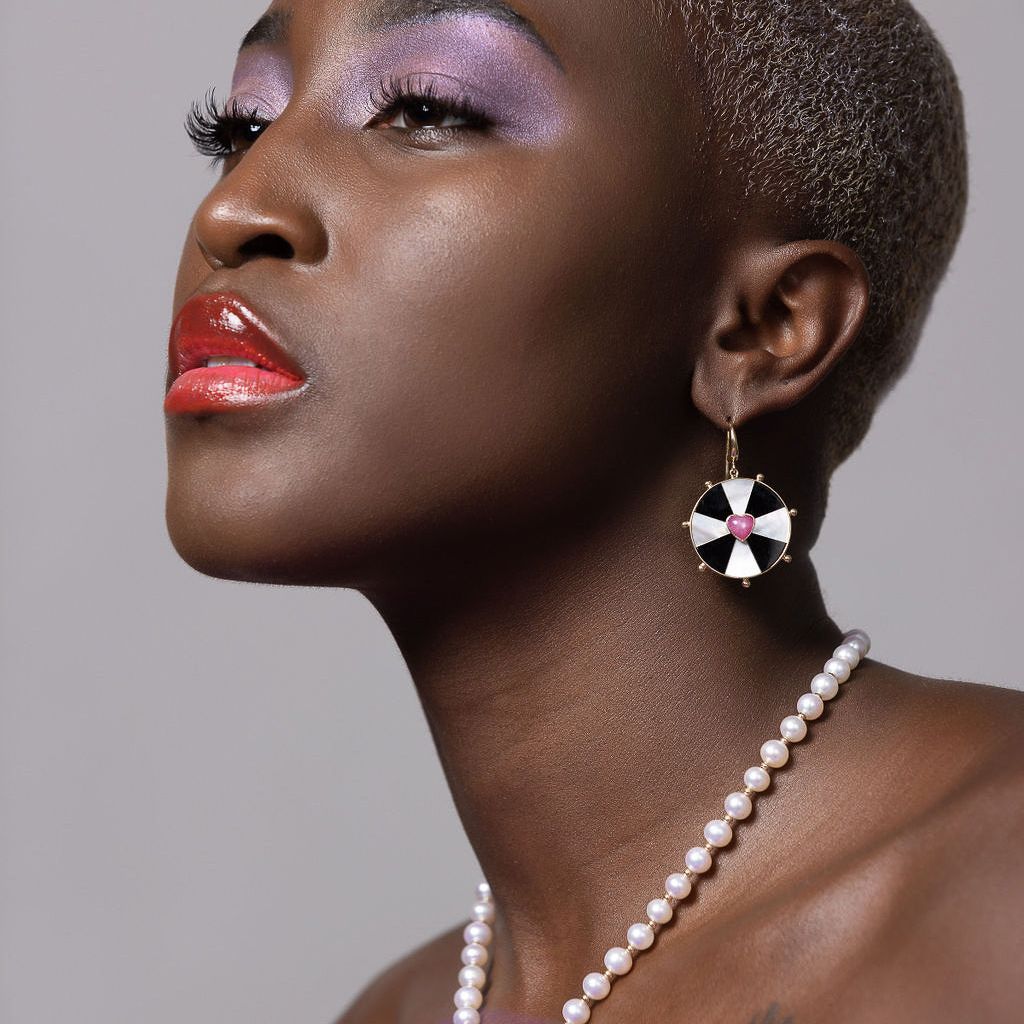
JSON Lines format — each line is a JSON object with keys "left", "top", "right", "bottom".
{"left": 901, "top": 671, "right": 1024, "bottom": 907}
{"left": 840, "top": 663, "right": 1024, "bottom": 1020}
{"left": 875, "top": 657, "right": 1023, "bottom": 717}
{"left": 852, "top": 659, "right": 1024, "bottom": 765}
{"left": 861, "top": 661, "right": 1024, "bottom": 858}
{"left": 718, "top": 665, "right": 1024, "bottom": 1024}
{"left": 335, "top": 922, "right": 461, "bottom": 1024}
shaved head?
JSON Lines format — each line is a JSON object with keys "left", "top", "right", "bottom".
{"left": 663, "top": 0, "right": 968, "bottom": 467}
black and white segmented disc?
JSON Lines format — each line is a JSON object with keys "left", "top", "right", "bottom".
{"left": 687, "top": 477, "right": 792, "bottom": 580}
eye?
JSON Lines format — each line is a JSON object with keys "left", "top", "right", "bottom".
{"left": 185, "top": 88, "right": 273, "bottom": 167}
{"left": 366, "top": 72, "right": 493, "bottom": 138}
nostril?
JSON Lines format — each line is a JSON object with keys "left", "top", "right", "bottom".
{"left": 238, "top": 232, "right": 295, "bottom": 260}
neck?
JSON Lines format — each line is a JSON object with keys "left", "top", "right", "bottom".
{"left": 364, "top": 456, "right": 843, "bottom": 1004}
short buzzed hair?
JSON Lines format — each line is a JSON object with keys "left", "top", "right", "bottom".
{"left": 662, "top": 0, "right": 968, "bottom": 467}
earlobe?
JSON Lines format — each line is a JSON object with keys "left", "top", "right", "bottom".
{"left": 692, "top": 239, "right": 870, "bottom": 428}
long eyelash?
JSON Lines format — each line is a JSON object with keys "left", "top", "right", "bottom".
{"left": 184, "top": 86, "right": 270, "bottom": 164}
{"left": 367, "top": 72, "right": 493, "bottom": 132}
{"left": 183, "top": 74, "right": 489, "bottom": 167}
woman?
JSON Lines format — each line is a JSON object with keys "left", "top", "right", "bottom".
{"left": 163, "top": 0, "right": 1023, "bottom": 1021}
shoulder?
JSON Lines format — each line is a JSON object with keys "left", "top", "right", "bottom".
{"left": 854, "top": 662, "right": 1024, "bottom": 872}
{"left": 335, "top": 922, "right": 462, "bottom": 1024}
{"left": 845, "top": 659, "right": 1024, "bottom": 769}
{"left": 910, "top": 675, "right": 1024, "bottom": 917}
{"left": 749, "top": 662, "right": 1024, "bottom": 1022}
{"left": 843, "top": 665, "right": 1024, "bottom": 1021}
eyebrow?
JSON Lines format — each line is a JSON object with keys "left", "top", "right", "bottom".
{"left": 238, "top": 9, "right": 292, "bottom": 53}
{"left": 238, "top": 1, "right": 563, "bottom": 70}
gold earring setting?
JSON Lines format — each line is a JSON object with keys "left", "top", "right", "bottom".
{"left": 682, "top": 423, "right": 796, "bottom": 588}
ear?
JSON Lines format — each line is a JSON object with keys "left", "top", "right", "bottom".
{"left": 691, "top": 240, "right": 870, "bottom": 429}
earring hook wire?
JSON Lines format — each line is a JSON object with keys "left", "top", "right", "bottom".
{"left": 725, "top": 419, "right": 740, "bottom": 479}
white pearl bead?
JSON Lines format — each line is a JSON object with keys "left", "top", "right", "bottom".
{"left": 665, "top": 872, "right": 692, "bottom": 899}
{"left": 797, "top": 692, "right": 824, "bottom": 719}
{"left": 461, "top": 942, "right": 488, "bottom": 966}
{"left": 760, "top": 739, "right": 789, "bottom": 767}
{"left": 627, "top": 922, "right": 655, "bottom": 949}
{"left": 704, "top": 818, "right": 733, "bottom": 847}
{"left": 844, "top": 634, "right": 868, "bottom": 657}
{"left": 453, "top": 1010, "right": 480, "bottom": 1024}
{"left": 823, "top": 657, "right": 851, "bottom": 683}
{"left": 463, "top": 921, "right": 492, "bottom": 946}
{"left": 475, "top": 882, "right": 492, "bottom": 901}
{"left": 833, "top": 642, "right": 861, "bottom": 668}
{"left": 780, "top": 715, "right": 808, "bottom": 742}
{"left": 744, "top": 765, "right": 770, "bottom": 791}
{"left": 845, "top": 629, "right": 871, "bottom": 655}
{"left": 647, "top": 897, "right": 673, "bottom": 923}
{"left": 471, "top": 901, "right": 495, "bottom": 923}
{"left": 583, "top": 971, "right": 612, "bottom": 999}
{"left": 562, "top": 998, "right": 591, "bottom": 1023}
{"left": 810, "top": 672, "right": 839, "bottom": 700}
{"left": 724, "top": 791, "right": 752, "bottom": 819}
{"left": 685, "top": 846, "right": 712, "bottom": 873}
{"left": 455, "top": 986, "right": 483, "bottom": 1010}
{"left": 458, "top": 965, "right": 486, "bottom": 989}
{"left": 604, "top": 946, "right": 633, "bottom": 975}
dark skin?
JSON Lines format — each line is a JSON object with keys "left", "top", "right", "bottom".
{"left": 165, "top": 1, "right": 1024, "bottom": 1021}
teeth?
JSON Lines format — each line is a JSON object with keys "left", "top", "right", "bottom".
{"left": 205, "top": 356, "right": 259, "bottom": 368}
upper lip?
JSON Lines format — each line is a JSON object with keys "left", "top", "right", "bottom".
{"left": 168, "top": 291, "right": 306, "bottom": 381}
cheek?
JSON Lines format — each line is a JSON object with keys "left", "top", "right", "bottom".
{"left": 312, "top": 146, "right": 689, "bottom": 536}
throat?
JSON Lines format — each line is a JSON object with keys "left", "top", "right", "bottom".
{"left": 367, "top": 515, "right": 840, "bottom": 999}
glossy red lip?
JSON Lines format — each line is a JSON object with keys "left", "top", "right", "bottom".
{"left": 164, "top": 291, "right": 306, "bottom": 416}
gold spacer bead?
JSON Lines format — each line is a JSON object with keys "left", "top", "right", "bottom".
{"left": 756, "top": 473, "right": 765, "bottom": 481}
{"left": 705, "top": 481, "right": 714, "bottom": 490}
{"left": 603, "top": 968, "right": 616, "bottom": 981}
{"left": 789, "top": 508, "right": 798, "bottom": 517}
{"left": 783, "top": 554, "right": 793, "bottom": 563}
{"left": 703, "top": 841, "right": 714, "bottom": 851}
{"left": 759, "top": 762, "right": 771, "bottom": 771}
{"left": 723, "top": 814, "right": 735, "bottom": 824}
{"left": 683, "top": 868, "right": 695, "bottom": 878}
{"left": 741, "top": 578, "right": 751, "bottom": 588}
{"left": 682, "top": 521, "right": 691, "bottom": 529}
{"left": 742, "top": 785, "right": 754, "bottom": 794}
{"left": 626, "top": 944, "right": 638, "bottom": 955}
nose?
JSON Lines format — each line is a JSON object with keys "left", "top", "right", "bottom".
{"left": 190, "top": 139, "right": 330, "bottom": 270}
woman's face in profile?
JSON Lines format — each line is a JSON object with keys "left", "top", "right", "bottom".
{"left": 165, "top": 0, "right": 714, "bottom": 588}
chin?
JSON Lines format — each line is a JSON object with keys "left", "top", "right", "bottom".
{"left": 165, "top": 429, "right": 327, "bottom": 584}
{"left": 163, "top": 469, "right": 412, "bottom": 589}
{"left": 165, "top": 501, "right": 300, "bottom": 586}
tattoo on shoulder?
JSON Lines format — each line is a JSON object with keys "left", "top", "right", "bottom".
{"left": 748, "top": 1004, "right": 794, "bottom": 1024}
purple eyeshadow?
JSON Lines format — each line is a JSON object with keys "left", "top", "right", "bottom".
{"left": 339, "top": 14, "right": 568, "bottom": 144}
{"left": 228, "top": 49, "right": 293, "bottom": 120}
{"left": 227, "top": 14, "right": 567, "bottom": 145}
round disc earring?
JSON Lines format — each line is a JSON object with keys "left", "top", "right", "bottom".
{"left": 682, "top": 422, "right": 797, "bottom": 588}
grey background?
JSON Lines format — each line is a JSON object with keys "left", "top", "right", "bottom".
{"left": 1, "top": 1, "right": 1020, "bottom": 1021}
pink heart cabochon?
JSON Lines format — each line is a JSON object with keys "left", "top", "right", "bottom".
{"left": 726, "top": 513, "right": 755, "bottom": 541}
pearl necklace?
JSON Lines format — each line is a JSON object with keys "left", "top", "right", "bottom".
{"left": 448, "top": 629, "right": 871, "bottom": 1023}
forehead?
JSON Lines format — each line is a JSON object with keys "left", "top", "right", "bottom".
{"left": 235, "top": 0, "right": 686, "bottom": 87}
{"left": 241, "top": 1, "right": 557, "bottom": 63}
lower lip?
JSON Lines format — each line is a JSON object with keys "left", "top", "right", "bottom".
{"left": 163, "top": 365, "right": 305, "bottom": 415}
